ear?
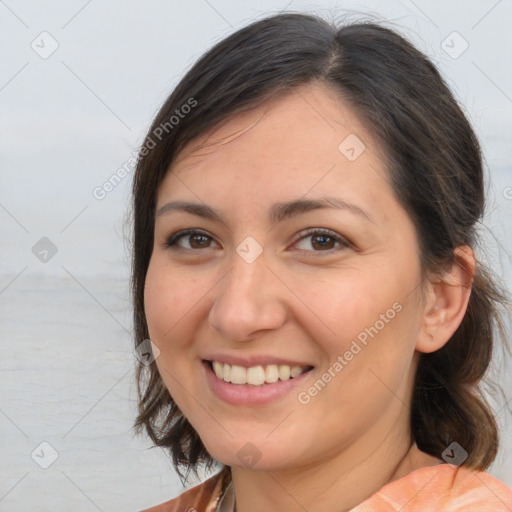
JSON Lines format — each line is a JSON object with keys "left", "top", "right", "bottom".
{"left": 416, "top": 246, "right": 476, "bottom": 354}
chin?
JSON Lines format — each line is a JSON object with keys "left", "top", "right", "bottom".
{"left": 202, "top": 436, "right": 299, "bottom": 472}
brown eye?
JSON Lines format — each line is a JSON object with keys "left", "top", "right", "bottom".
{"left": 293, "top": 228, "right": 349, "bottom": 253}
{"left": 165, "top": 229, "right": 217, "bottom": 250}
{"left": 187, "top": 233, "right": 211, "bottom": 249}
{"left": 310, "top": 234, "right": 337, "bottom": 250}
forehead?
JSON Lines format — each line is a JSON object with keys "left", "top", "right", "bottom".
{"left": 173, "top": 82, "right": 384, "bottom": 168}
{"left": 160, "top": 82, "right": 393, "bottom": 220}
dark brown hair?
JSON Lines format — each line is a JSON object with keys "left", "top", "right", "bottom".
{"left": 131, "top": 12, "right": 509, "bottom": 480}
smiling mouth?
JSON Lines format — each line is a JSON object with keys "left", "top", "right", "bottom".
{"left": 206, "top": 360, "right": 314, "bottom": 386}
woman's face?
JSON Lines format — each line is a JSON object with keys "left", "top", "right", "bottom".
{"left": 144, "top": 82, "right": 428, "bottom": 471}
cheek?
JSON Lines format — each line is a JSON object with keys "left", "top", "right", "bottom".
{"left": 144, "top": 260, "right": 194, "bottom": 343}
{"left": 299, "top": 266, "right": 418, "bottom": 372}
{"left": 144, "top": 262, "right": 204, "bottom": 411}
{"left": 144, "top": 264, "right": 171, "bottom": 341}
{"left": 294, "top": 270, "right": 387, "bottom": 348}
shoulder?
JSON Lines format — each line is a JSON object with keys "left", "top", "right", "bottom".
{"left": 352, "top": 464, "right": 512, "bottom": 511}
{"left": 140, "top": 466, "right": 231, "bottom": 512}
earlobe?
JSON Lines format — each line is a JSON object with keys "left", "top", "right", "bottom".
{"left": 416, "top": 246, "right": 476, "bottom": 354}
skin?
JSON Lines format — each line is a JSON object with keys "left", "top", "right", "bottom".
{"left": 144, "top": 81, "right": 475, "bottom": 512}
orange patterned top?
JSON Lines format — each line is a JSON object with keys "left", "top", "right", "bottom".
{"left": 141, "top": 463, "right": 512, "bottom": 511}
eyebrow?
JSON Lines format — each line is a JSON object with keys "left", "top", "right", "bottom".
{"left": 156, "top": 197, "right": 374, "bottom": 225}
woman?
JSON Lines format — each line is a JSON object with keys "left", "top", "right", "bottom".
{"left": 132, "top": 12, "right": 512, "bottom": 511}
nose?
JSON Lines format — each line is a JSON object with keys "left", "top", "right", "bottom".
{"left": 208, "top": 249, "right": 288, "bottom": 342}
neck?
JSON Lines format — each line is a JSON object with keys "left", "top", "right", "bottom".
{"left": 229, "top": 422, "right": 441, "bottom": 512}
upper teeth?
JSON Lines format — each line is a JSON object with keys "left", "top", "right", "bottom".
{"left": 212, "top": 361, "right": 308, "bottom": 386}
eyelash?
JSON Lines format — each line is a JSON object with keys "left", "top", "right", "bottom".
{"left": 163, "top": 228, "right": 351, "bottom": 254}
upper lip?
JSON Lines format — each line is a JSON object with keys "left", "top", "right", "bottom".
{"left": 203, "top": 354, "right": 314, "bottom": 368}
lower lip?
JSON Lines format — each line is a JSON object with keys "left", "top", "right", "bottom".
{"left": 203, "top": 361, "right": 313, "bottom": 406}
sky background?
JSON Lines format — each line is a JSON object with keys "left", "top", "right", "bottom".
{"left": 1, "top": 0, "right": 511, "bottom": 511}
